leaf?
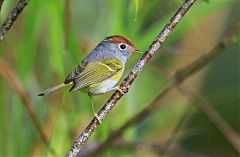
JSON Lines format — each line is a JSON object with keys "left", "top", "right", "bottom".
{"left": 134, "top": 0, "right": 139, "bottom": 22}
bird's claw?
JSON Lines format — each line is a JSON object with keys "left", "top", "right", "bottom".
{"left": 94, "top": 113, "right": 101, "bottom": 124}
{"left": 116, "top": 86, "right": 124, "bottom": 95}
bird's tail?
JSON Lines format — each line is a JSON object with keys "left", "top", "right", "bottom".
{"left": 38, "top": 82, "right": 72, "bottom": 96}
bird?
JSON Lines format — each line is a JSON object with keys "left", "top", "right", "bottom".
{"left": 38, "top": 35, "right": 142, "bottom": 122}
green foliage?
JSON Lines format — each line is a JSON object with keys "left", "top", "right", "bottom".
{"left": 0, "top": 0, "right": 239, "bottom": 157}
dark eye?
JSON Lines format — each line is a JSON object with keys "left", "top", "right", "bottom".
{"left": 119, "top": 43, "right": 127, "bottom": 50}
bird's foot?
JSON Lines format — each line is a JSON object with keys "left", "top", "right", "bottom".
{"left": 115, "top": 86, "right": 124, "bottom": 95}
{"left": 94, "top": 113, "right": 101, "bottom": 124}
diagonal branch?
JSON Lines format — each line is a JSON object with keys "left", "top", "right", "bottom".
{"left": 66, "top": 0, "right": 197, "bottom": 156}
{"left": 177, "top": 85, "right": 240, "bottom": 154}
{"left": 0, "top": 0, "right": 28, "bottom": 41}
{"left": 82, "top": 21, "right": 240, "bottom": 157}
{"left": 0, "top": 58, "right": 57, "bottom": 157}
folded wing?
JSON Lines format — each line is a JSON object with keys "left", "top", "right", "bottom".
{"left": 69, "top": 58, "right": 122, "bottom": 92}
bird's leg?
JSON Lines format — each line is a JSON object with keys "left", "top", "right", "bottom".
{"left": 100, "top": 86, "right": 124, "bottom": 95}
{"left": 97, "top": 86, "right": 124, "bottom": 95}
{"left": 89, "top": 95, "right": 101, "bottom": 123}
{"left": 112, "top": 86, "right": 124, "bottom": 95}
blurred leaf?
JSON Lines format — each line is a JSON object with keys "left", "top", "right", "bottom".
{"left": 134, "top": 0, "right": 139, "bottom": 22}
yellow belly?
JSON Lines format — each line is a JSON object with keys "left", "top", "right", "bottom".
{"left": 88, "top": 69, "right": 123, "bottom": 95}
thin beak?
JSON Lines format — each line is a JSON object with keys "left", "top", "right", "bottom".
{"left": 134, "top": 49, "right": 143, "bottom": 54}
{"left": 129, "top": 49, "right": 143, "bottom": 54}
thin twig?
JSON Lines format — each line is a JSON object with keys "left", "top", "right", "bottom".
{"left": 151, "top": 63, "right": 240, "bottom": 155}
{"left": 82, "top": 21, "right": 240, "bottom": 157}
{"left": 66, "top": 0, "right": 197, "bottom": 156}
{"left": 0, "top": 0, "right": 28, "bottom": 41}
{"left": 0, "top": 58, "right": 57, "bottom": 157}
{"left": 177, "top": 85, "right": 240, "bottom": 154}
{"left": 153, "top": 62, "right": 240, "bottom": 154}
{"left": 152, "top": 64, "right": 240, "bottom": 154}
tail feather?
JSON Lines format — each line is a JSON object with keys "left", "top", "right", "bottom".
{"left": 38, "top": 83, "right": 71, "bottom": 96}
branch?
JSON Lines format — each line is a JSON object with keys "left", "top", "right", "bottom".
{"left": 177, "top": 85, "right": 240, "bottom": 154}
{"left": 82, "top": 20, "right": 240, "bottom": 157}
{"left": 66, "top": 0, "right": 197, "bottom": 156}
{"left": 0, "top": 0, "right": 28, "bottom": 41}
{"left": 0, "top": 58, "right": 57, "bottom": 156}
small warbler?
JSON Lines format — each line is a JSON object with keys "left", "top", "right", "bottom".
{"left": 38, "top": 35, "right": 142, "bottom": 122}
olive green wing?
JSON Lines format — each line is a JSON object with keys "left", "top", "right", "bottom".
{"left": 69, "top": 58, "right": 122, "bottom": 92}
{"left": 64, "top": 61, "right": 87, "bottom": 84}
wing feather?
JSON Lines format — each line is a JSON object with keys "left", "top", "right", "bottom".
{"left": 69, "top": 58, "right": 122, "bottom": 92}
{"left": 64, "top": 61, "right": 87, "bottom": 84}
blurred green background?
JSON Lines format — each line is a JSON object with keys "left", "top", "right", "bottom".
{"left": 0, "top": 0, "right": 239, "bottom": 157}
